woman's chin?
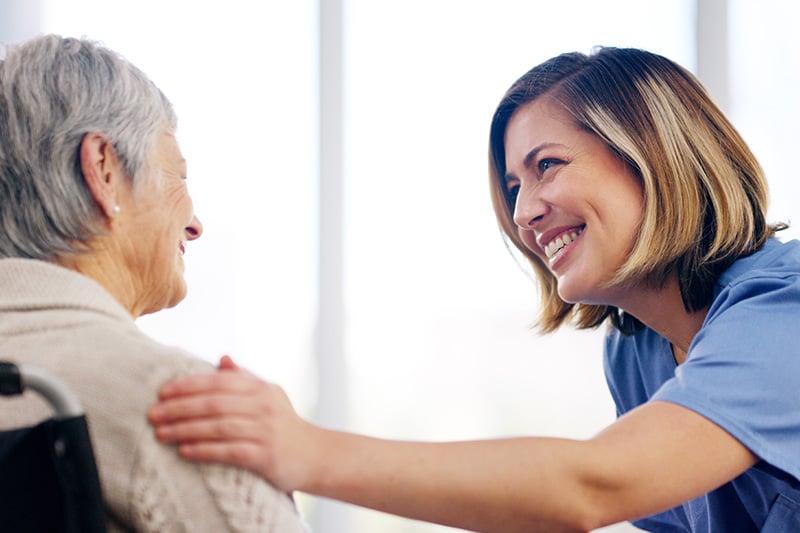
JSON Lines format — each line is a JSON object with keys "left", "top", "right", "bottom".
{"left": 168, "top": 279, "right": 189, "bottom": 308}
{"left": 145, "top": 277, "right": 188, "bottom": 315}
{"left": 556, "top": 278, "right": 596, "bottom": 306}
{"left": 555, "top": 276, "right": 580, "bottom": 304}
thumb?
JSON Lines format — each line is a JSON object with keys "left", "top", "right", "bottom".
{"left": 218, "top": 354, "right": 240, "bottom": 371}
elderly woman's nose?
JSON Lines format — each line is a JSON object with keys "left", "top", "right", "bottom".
{"left": 186, "top": 215, "right": 203, "bottom": 240}
{"left": 512, "top": 185, "right": 548, "bottom": 229}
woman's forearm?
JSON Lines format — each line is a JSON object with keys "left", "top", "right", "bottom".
{"left": 150, "top": 364, "right": 757, "bottom": 532}
{"left": 302, "top": 401, "right": 758, "bottom": 532}
{"left": 305, "top": 428, "right": 602, "bottom": 532}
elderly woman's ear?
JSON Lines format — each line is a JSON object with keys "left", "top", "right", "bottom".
{"left": 80, "top": 132, "right": 125, "bottom": 224}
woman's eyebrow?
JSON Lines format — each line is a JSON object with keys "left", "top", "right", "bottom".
{"left": 504, "top": 142, "right": 562, "bottom": 182}
{"left": 523, "top": 142, "right": 560, "bottom": 169}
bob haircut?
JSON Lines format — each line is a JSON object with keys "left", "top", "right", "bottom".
{"left": 0, "top": 34, "right": 177, "bottom": 260}
{"left": 488, "top": 47, "right": 782, "bottom": 334}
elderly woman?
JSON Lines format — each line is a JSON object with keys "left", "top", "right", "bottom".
{"left": 0, "top": 35, "right": 305, "bottom": 532}
{"left": 151, "top": 47, "right": 800, "bottom": 531}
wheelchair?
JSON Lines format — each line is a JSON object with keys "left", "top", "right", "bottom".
{"left": 0, "top": 360, "right": 107, "bottom": 532}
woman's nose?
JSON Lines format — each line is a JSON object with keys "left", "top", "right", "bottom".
{"left": 185, "top": 214, "right": 203, "bottom": 240}
{"left": 512, "top": 184, "right": 548, "bottom": 229}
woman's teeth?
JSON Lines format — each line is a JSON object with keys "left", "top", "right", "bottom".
{"left": 544, "top": 230, "right": 580, "bottom": 259}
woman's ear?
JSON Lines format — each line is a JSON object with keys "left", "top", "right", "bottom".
{"left": 79, "top": 132, "right": 123, "bottom": 223}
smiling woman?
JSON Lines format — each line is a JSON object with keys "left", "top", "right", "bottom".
{"left": 0, "top": 34, "right": 306, "bottom": 532}
{"left": 490, "top": 47, "right": 774, "bottom": 334}
{"left": 149, "top": 46, "right": 800, "bottom": 532}
{"left": 64, "top": 131, "right": 203, "bottom": 318}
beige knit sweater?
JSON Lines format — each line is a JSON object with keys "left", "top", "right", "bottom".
{"left": 0, "top": 259, "right": 307, "bottom": 532}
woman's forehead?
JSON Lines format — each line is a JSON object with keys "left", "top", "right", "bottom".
{"left": 505, "top": 101, "right": 578, "bottom": 158}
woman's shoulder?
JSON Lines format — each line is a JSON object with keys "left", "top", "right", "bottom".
{"left": 707, "top": 238, "right": 800, "bottom": 324}
{"left": 0, "top": 298, "right": 215, "bottom": 438}
{"left": 23, "top": 312, "right": 213, "bottom": 397}
{"left": 719, "top": 238, "right": 800, "bottom": 288}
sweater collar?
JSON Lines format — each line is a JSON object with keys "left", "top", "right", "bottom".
{"left": 0, "top": 258, "right": 133, "bottom": 323}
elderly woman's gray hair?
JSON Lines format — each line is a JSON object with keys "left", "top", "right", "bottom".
{"left": 0, "top": 34, "right": 177, "bottom": 260}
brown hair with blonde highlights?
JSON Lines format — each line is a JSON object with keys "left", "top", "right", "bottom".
{"left": 489, "top": 47, "right": 783, "bottom": 334}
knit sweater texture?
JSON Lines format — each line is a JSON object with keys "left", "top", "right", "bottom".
{"left": 0, "top": 258, "right": 307, "bottom": 532}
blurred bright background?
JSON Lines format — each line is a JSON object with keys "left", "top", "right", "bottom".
{"left": 2, "top": 0, "right": 799, "bottom": 531}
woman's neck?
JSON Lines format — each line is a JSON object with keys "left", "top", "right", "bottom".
{"left": 618, "top": 275, "right": 708, "bottom": 364}
{"left": 53, "top": 240, "right": 141, "bottom": 318}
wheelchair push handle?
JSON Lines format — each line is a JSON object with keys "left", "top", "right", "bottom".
{"left": 0, "top": 361, "right": 84, "bottom": 419}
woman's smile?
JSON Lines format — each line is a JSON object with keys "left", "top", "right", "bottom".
{"left": 541, "top": 226, "right": 584, "bottom": 266}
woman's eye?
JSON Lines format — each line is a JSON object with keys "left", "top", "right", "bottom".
{"left": 506, "top": 184, "right": 520, "bottom": 209}
{"left": 538, "top": 158, "right": 561, "bottom": 173}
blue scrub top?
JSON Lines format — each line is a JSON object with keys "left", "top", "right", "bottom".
{"left": 604, "top": 239, "right": 800, "bottom": 532}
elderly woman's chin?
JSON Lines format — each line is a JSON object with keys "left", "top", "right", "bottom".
{"left": 156, "top": 276, "right": 190, "bottom": 315}
{"left": 134, "top": 268, "right": 190, "bottom": 317}
{"left": 164, "top": 279, "right": 189, "bottom": 311}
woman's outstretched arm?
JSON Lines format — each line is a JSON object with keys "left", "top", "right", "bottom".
{"left": 148, "top": 358, "right": 757, "bottom": 532}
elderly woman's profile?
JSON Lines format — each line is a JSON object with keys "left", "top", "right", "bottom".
{"left": 0, "top": 34, "right": 306, "bottom": 532}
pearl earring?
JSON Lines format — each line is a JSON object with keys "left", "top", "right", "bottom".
{"left": 111, "top": 205, "right": 121, "bottom": 215}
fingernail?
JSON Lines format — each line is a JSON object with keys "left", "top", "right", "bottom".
{"left": 149, "top": 405, "right": 163, "bottom": 421}
{"left": 179, "top": 443, "right": 196, "bottom": 457}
